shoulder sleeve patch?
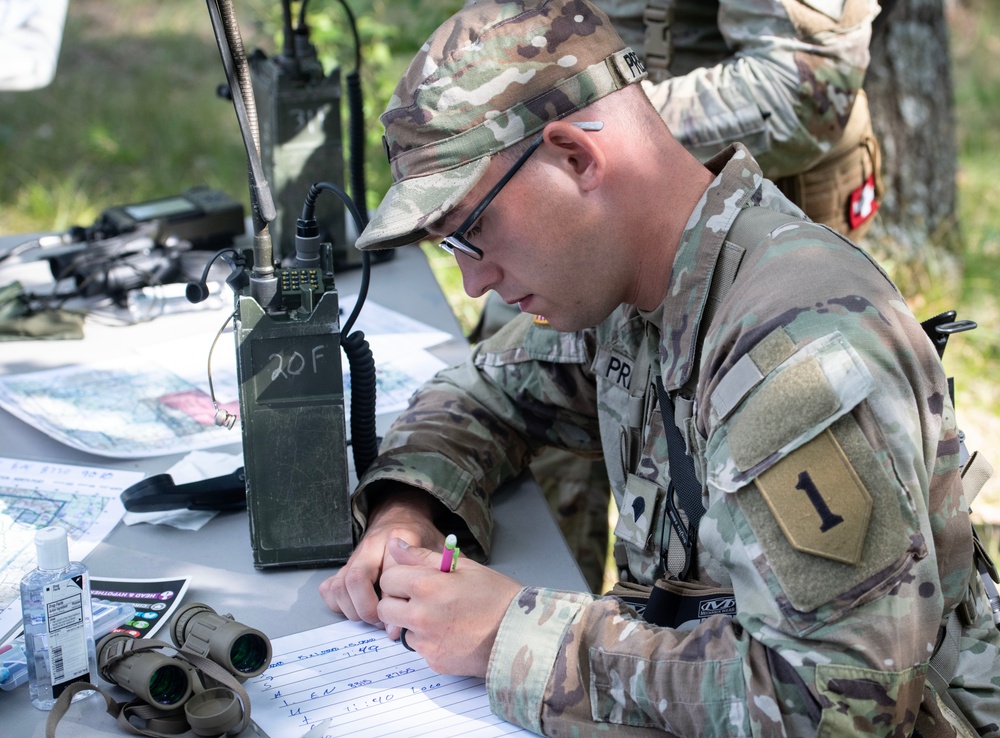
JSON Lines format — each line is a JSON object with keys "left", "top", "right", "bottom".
{"left": 736, "top": 414, "right": 910, "bottom": 614}
{"left": 755, "top": 428, "right": 872, "bottom": 565}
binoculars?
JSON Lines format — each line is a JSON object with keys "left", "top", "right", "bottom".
{"left": 97, "top": 602, "right": 271, "bottom": 736}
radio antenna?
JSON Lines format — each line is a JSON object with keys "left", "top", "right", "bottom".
{"left": 205, "top": 0, "right": 279, "bottom": 308}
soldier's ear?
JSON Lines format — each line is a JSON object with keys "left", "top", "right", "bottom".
{"left": 542, "top": 121, "right": 605, "bottom": 192}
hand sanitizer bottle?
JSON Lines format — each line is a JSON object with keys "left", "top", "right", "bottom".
{"left": 19, "top": 526, "right": 98, "bottom": 710}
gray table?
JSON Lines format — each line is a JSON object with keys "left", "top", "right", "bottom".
{"left": 0, "top": 239, "right": 585, "bottom": 736}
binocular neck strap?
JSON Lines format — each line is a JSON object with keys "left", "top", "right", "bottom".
{"left": 97, "top": 636, "right": 174, "bottom": 682}
{"left": 46, "top": 643, "right": 253, "bottom": 738}
{"left": 46, "top": 681, "right": 185, "bottom": 738}
{"left": 46, "top": 682, "right": 120, "bottom": 736}
{"left": 176, "top": 648, "right": 254, "bottom": 735}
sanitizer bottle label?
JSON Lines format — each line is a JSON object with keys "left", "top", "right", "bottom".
{"left": 43, "top": 576, "right": 89, "bottom": 693}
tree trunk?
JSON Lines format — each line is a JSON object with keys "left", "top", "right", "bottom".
{"left": 865, "top": 0, "right": 961, "bottom": 294}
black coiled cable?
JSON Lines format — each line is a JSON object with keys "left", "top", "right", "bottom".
{"left": 301, "top": 180, "right": 377, "bottom": 478}
{"left": 291, "top": 1, "right": 377, "bottom": 477}
{"left": 341, "top": 331, "right": 378, "bottom": 476}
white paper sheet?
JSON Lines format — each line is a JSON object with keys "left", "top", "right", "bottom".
{"left": 338, "top": 294, "right": 452, "bottom": 350}
{"left": 248, "top": 619, "right": 532, "bottom": 738}
{"left": 0, "top": 355, "right": 239, "bottom": 458}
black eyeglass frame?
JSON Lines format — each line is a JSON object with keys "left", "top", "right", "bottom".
{"left": 438, "top": 121, "right": 604, "bottom": 260}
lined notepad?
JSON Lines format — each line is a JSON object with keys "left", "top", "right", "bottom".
{"left": 247, "top": 619, "right": 533, "bottom": 737}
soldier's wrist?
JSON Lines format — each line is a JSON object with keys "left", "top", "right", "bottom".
{"left": 366, "top": 482, "right": 440, "bottom": 528}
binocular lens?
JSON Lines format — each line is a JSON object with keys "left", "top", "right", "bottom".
{"left": 230, "top": 633, "right": 269, "bottom": 674}
{"left": 170, "top": 602, "right": 271, "bottom": 679}
{"left": 148, "top": 664, "right": 191, "bottom": 706}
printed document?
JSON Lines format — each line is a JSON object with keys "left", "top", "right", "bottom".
{"left": 0, "top": 457, "right": 137, "bottom": 641}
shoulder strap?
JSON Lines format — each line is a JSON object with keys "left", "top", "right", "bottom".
{"left": 643, "top": 0, "right": 673, "bottom": 82}
{"left": 678, "top": 207, "right": 798, "bottom": 402}
{"left": 671, "top": 205, "right": 798, "bottom": 423}
{"left": 659, "top": 206, "right": 799, "bottom": 580}
{"left": 656, "top": 382, "right": 703, "bottom": 580}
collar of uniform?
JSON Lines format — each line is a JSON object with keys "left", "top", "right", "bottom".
{"left": 645, "top": 143, "right": 764, "bottom": 392}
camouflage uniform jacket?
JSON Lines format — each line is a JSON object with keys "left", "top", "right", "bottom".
{"left": 595, "top": 0, "right": 879, "bottom": 177}
{"left": 353, "top": 144, "right": 1000, "bottom": 736}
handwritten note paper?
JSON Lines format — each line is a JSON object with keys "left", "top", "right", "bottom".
{"left": 248, "top": 619, "right": 533, "bottom": 738}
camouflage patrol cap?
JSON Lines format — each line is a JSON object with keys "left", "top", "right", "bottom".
{"left": 356, "top": 0, "right": 647, "bottom": 251}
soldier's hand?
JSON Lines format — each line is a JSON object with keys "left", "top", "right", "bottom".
{"left": 318, "top": 488, "right": 444, "bottom": 627}
{"left": 376, "top": 536, "right": 522, "bottom": 678}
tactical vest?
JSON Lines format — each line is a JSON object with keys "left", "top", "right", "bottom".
{"left": 631, "top": 0, "right": 885, "bottom": 241}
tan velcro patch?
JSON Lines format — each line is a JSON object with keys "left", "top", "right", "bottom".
{"left": 614, "top": 474, "right": 664, "bottom": 549}
{"left": 729, "top": 356, "right": 839, "bottom": 472}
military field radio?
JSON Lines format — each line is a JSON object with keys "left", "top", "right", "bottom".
{"left": 194, "top": 0, "right": 378, "bottom": 568}
{"left": 244, "top": 0, "right": 392, "bottom": 271}
{"left": 246, "top": 2, "right": 345, "bottom": 264}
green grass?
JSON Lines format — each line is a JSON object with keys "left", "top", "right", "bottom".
{"left": 0, "top": 3, "right": 253, "bottom": 234}
{"left": 420, "top": 244, "right": 489, "bottom": 333}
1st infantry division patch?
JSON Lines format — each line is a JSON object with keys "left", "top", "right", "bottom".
{"left": 754, "top": 429, "right": 873, "bottom": 566}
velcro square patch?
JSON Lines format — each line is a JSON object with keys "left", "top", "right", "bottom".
{"left": 614, "top": 474, "right": 664, "bottom": 549}
{"left": 735, "top": 414, "right": 910, "bottom": 615}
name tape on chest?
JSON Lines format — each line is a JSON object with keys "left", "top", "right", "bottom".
{"left": 596, "top": 349, "right": 635, "bottom": 391}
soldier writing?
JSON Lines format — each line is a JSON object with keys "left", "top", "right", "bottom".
{"left": 319, "top": 0, "right": 1000, "bottom": 734}
{"left": 466, "top": 0, "right": 886, "bottom": 594}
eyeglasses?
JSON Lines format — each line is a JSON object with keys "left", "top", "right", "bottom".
{"left": 439, "top": 121, "right": 604, "bottom": 261}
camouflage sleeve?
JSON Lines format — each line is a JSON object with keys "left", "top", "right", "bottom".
{"left": 489, "top": 587, "right": 789, "bottom": 736}
{"left": 352, "top": 312, "right": 603, "bottom": 561}
{"left": 643, "top": 0, "right": 879, "bottom": 176}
